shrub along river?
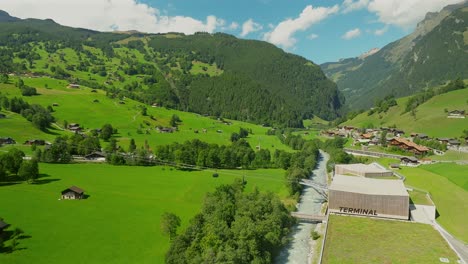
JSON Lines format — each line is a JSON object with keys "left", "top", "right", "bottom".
{"left": 275, "top": 150, "right": 329, "bottom": 264}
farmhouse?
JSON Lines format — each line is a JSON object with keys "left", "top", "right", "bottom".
{"left": 388, "top": 137, "right": 430, "bottom": 155}
{"left": 447, "top": 110, "right": 465, "bottom": 118}
{"left": 68, "top": 83, "right": 80, "bottom": 89}
{"left": 329, "top": 175, "right": 409, "bottom": 220}
{"left": 68, "top": 123, "right": 81, "bottom": 132}
{"left": 0, "top": 137, "right": 16, "bottom": 145}
{"left": 400, "top": 156, "right": 419, "bottom": 166}
{"left": 61, "top": 186, "right": 85, "bottom": 200}
{"left": 335, "top": 163, "right": 393, "bottom": 178}
{"left": 447, "top": 139, "right": 460, "bottom": 147}
{"left": 157, "top": 127, "right": 176, "bottom": 133}
{"left": 85, "top": 151, "right": 106, "bottom": 161}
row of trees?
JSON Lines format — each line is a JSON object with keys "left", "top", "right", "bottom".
{"left": 165, "top": 180, "right": 295, "bottom": 264}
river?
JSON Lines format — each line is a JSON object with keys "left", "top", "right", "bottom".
{"left": 275, "top": 150, "right": 330, "bottom": 264}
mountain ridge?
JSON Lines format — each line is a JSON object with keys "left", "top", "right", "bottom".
{"left": 321, "top": 1, "right": 468, "bottom": 110}
{"left": 0, "top": 11, "right": 344, "bottom": 127}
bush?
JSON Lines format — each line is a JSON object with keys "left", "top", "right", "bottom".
{"left": 311, "top": 230, "right": 320, "bottom": 240}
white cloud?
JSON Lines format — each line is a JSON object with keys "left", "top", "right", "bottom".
{"left": 0, "top": 0, "right": 225, "bottom": 34}
{"left": 367, "top": 0, "right": 464, "bottom": 28}
{"left": 307, "top": 34, "right": 319, "bottom": 40}
{"left": 264, "top": 5, "right": 339, "bottom": 48}
{"left": 342, "top": 28, "right": 361, "bottom": 39}
{"left": 240, "top": 19, "right": 263, "bottom": 37}
{"left": 228, "top": 22, "right": 239, "bottom": 30}
{"left": 342, "top": 0, "right": 369, "bottom": 13}
{"left": 374, "top": 25, "right": 388, "bottom": 35}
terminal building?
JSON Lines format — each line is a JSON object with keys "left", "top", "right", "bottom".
{"left": 335, "top": 163, "right": 393, "bottom": 178}
{"left": 329, "top": 175, "right": 409, "bottom": 220}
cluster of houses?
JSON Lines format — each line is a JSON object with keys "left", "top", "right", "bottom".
{"left": 323, "top": 126, "right": 467, "bottom": 156}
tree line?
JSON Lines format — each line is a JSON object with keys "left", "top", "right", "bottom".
{"left": 0, "top": 148, "right": 39, "bottom": 183}
{"left": 165, "top": 180, "right": 295, "bottom": 264}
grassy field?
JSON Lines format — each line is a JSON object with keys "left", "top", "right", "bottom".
{"left": 400, "top": 164, "right": 468, "bottom": 242}
{"left": 0, "top": 77, "right": 291, "bottom": 152}
{"left": 429, "top": 150, "right": 468, "bottom": 161}
{"left": 0, "top": 163, "right": 288, "bottom": 263}
{"left": 322, "top": 215, "right": 459, "bottom": 264}
{"left": 343, "top": 88, "right": 468, "bottom": 138}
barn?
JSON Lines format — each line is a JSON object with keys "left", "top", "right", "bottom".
{"left": 329, "top": 175, "right": 409, "bottom": 220}
{"left": 61, "top": 186, "right": 85, "bottom": 200}
{"left": 334, "top": 163, "right": 393, "bottom": 178}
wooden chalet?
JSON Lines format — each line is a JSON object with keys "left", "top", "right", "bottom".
{"left": 0, "top": 137, "right": 16, "bottom": 145}
{"left": 447, "top": 110, "right": 465, "bottom": 118}
{"left": 68, "top": 123, "right": 81, "bottom": 132}
{"left": 85, "top": 152, "right": 106, "bottom": 161}
{"left": 436, "top": 137, "right": 451, "bottom": 144}
{"left": 68, "top": 83, "right": 80, "bottom": 89}
{"left": 400, "top": 156, "right": 419, "bottom": 165}
{"left": 389, "top": 137, "right": 430, "bottom": 155}
{"left": 61, "top": 186, "right": 85, "bottom": 200}
{"left": 448, "top": 139, "right": 461, "bottom": 147}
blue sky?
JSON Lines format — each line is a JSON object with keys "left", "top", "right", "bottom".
{"left": 1, "top": 0, "right": 462, "bottom": 63}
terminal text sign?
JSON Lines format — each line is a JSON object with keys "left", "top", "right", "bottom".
{"left": 339, "top": 207, "right": 377, "bottom": 216}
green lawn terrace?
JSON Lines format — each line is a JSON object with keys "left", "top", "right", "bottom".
{"left": 0, "top": 76, "right": 291, "bottom": 152}
{"left": 342, "top": 88, "right": 468, "bottom": 138}
{"left": 0, "top": 163, "right": 288, "bottom": 264}
{"left": 322, "top": 214, "right": 460, "bottom": 264}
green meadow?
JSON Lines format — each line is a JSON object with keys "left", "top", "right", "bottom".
{"left": 0, "top": 77, "right": 290, "bottom": 152}
{"left": 322, "top": 215, "right": 459, "bottom": 264}
{"left": 343, "top": 88, "right": 468, "bottom": 138}
{"left": 0, "top": 163, "right": 287, "bottom": 263}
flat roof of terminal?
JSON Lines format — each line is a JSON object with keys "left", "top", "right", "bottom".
{"left": 335, "top": 163, "right": 391, "bottom": 173}
{"left": 330, "top": 174, "right": 409, "bottom": 196}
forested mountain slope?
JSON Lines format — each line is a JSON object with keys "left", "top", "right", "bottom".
{"left": 321, "top": 2, "right": 468, "bottom": 110}
{"left": 0, "top": 11, "right": 344, "bottom": 127}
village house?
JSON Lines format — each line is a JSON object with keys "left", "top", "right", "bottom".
{"left": 85, "top": 152, "right": 106, "bottom": 161}
{"left": 61, "top": 186, "right": 85, "bottom": 200}
{"left": 447, "top": 110, "right": 465, "bottom": 118}
{"left": 400, "top": 156, "right": 419, "bottom": 166}
{"left": 448, "top": 139, "right": 461, "bottom": 147}
{"left": 0, "top": 137, "right": 16, "bottom": 145}
{"left": 156, "top": 127, "right": 177, "bottom": 133}
{"left": 68, "top": 123, "right": 81, "bottom": 132}
{"left": 24, "top": 139, "right": 46, "bottom": 146}
{"left": 68, "top": 83, "right": 80, "bottom": 89}
{"left": 436, "top": 137, "right": 451, "bottom": 144}
{"left": 389, "top": 137, "right": 430, "bottom": 155}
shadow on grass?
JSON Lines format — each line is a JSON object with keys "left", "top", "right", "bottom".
{"left": 82, "top": 194, "right": 91, "bottom": 199}
{"left": 32, "top": 173, "right": 60, "bottom": 185}
{"left": 0, "top": 229, "right": 31, "bottom": 254}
